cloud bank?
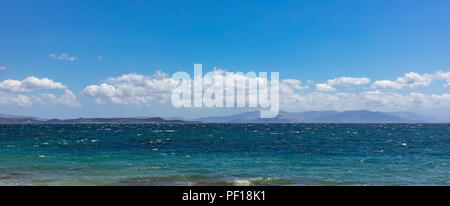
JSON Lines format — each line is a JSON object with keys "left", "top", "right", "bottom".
{"left": 2, "top": 69, "right": 449, "bottom": 114}
{"left": 327, "top": 77, "right": 371, "bottom": 86}
{"left": 0, "top": 77, "right": 79, "bottom": 107}
{"left": 372, "top": 72, "right": 437, "bottom": 90}
{"left": 82, "top": 72, "right": 179, "bottom": 105}
{"left": 81, "top": 69, "right": 450, "bottom": 113}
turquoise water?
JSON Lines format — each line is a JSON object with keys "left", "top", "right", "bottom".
{"left": 0, "top": 123, "right": 449, "bottom": 185}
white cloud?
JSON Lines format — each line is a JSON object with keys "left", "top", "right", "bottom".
{"left": 0, "top": 76, "right": 67, "bottom": 92}
{"left": 280, "top": 90, "right": 450, "bottom": 112}
{"left": 97, "top": 56, "right": 103, "bottom": 60}
{"left": 434, "top": 70, "right": 450, "bottom": 87}
{"left": 0, "top": 66, "right": 5, "bottom": 70}
{"left": 0, "top": 79, "right": 27, "bottom": 92}
{"left": 0, "top": 92, "right": 32, "bottom": 107}
{"left": 395, "top": 72, "right": 433, "bottom": 88}
{"left": 22, "top": 76, "right": 67, "bottom": 90}
{"left": 82, "top": 72, "right": 179, "bottom": 105}
{"left": 80, "top": 69, "right": 450, "bottom": 113}
{"left": 327, "top": 77, "right": 371, "bottom": 86}
{"left": 315, "top": 83, "right": 336, "bottom": 92}
{"left": 313, "top": 76, "right": 370, "bottom": 93}
{"left": 33, "top": 90, "right": 79, "bottom": 107}
{"left": 50, "top": 53, "right": 76, "bottom": 61}
{"left": 371, "top": 80, "right": 403, "bottom": 90}
{"left": 83, "top": 71, "right": 309, "bottom": 106}
{"left": 281, "top": 79, "right": 309, "bottom": 93}
{"left": 372, "top": 72, "right": 434, "bottom": 90}
{"left": 0, "top": 77, "right": 79, "bottom": 107}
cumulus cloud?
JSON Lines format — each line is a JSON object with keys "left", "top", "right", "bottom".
{"left": 0, "top": 66, "right": 5, "bottom": 70}
{"left": 371, "top": 80, "right": 403, "bottom": 90}
{"left": 0, "top": 77, "right": 79, "bottom": 107}
{"left": 0, "top": 92, "right": 32, "bottom": 107}
{"left": 396, "top": 72, "right": 433, "bottom": 88}
{"left": 435, "top": 71, "right": 450, "bottom": 87}
{"left": 50, "top": 53, "right": 76, "bottom": 61}
{"left": 280, "top": 79, "right": 309, "bottom": 96}
{"left": 312, "top": 76, "right": 370, "bottom": 93}
{"left": 280, "top": 90, "right": 450, "bottom": 112}
{"left": 327, "top": 77, "right": 371, "bottom": 86}
{"left": 372, "top": 72, "right": 434, "bottom": 90}
{"left": 315, "top": 83, "right": 336, "bottom": 92}
{"left": 81, "top": 69, "right": 450, "bottom": 113}
{"left": 0, "top": 76, "right": 67, "bottom": 92}
{"left": 82, "top": 72, "right": 179, "bottom": 105}
{"left": 83, "top": 70, "right": 309, "bottom": 106}
{"left": 33, "top": 90, "right": 79, "bottom": 107}
{"left": 0, "top": 79, "right": 26, "bottom": 92}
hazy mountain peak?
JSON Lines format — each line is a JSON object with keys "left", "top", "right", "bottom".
{"left": 194, "top": 110, "right": 439, "bottom": 123}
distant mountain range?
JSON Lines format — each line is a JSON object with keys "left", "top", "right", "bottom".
{"left": 194, "top": 110, "right": 444, "bottom": 123}
{"left": 0, "top": 114, "right": 186, "bottom": 124}
{"left": 0, "top": 110, "right": 445, "bottom": 124}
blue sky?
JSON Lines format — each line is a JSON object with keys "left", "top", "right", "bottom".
{"left": 1, "top": 0, "right": 450, "bottom": 119}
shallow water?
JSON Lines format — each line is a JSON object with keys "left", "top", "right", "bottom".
{"left": 0, "top": 123, "right": 449, "bottom": 185}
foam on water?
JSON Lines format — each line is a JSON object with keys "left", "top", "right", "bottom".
{"left": 0, "top": 123, "right": 449, "bottom": 185}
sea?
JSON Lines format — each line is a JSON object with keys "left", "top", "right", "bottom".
{"left": 0, "top": 123, "right": 448, "bottom": 185}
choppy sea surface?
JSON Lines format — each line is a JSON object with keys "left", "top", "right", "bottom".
{"left": 0, "top": 123, "right": 449, "bottom": 185}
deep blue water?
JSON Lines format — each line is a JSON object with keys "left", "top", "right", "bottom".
{"left": 0, "top": 123, "right": 449, "bottom": 185}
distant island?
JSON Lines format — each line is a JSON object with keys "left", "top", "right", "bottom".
{"left": 0, "top": 110, "right": 446, "bottom": 124}
{"left": 194, "top": 110, "right": 445, "bottom": 123}
{"left": 0, "top": 115, "right": 186, "bottom": 124}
